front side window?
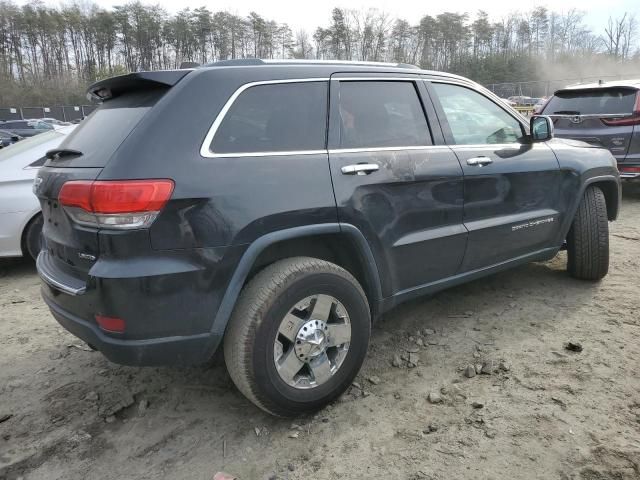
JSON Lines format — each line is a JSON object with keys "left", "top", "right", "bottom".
{"left": 338, "top": 81, "right": 431, "bottom": 149}
{"left": 433, "top": 83, "right": 524, "bottom": 145}
{"left": 211, "top": 82, "right": 328, "bottom": 154}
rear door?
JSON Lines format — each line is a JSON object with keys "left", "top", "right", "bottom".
{"left": 328, "top": 74, "right": 466, "bottom": 296}
{"left": 427, "top": 81, "right": 563, "bottom": 272}
{"left": 542, "top": 87, "right": 639, "bottom": 163}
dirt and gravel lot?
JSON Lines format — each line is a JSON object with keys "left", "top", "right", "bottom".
{"left": 1, "top": 184, "right": 639, "bottom": 480}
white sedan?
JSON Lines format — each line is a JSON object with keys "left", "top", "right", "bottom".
{"left": 0, "top": 125, "right": 76, "bottom": 260}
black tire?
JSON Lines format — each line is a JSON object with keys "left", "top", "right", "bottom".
{"left": 567, "top": 186, "right": 609, "bottom": 281}
{"left": 224, "top": 257, "right": 371, "bottom": 417}
{"left": 23, "top": 214, "right": 43, "bottom": 261}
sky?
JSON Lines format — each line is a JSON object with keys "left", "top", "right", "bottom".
{"left": 28, "top": 0, "right": 640, "bottom": 33}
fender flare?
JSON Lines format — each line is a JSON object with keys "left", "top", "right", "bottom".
{"left": 558, "top": 174, "right": 620, "bottom": 243}
{"left": 208, "top": 223, "right": 383, "bottom": 339}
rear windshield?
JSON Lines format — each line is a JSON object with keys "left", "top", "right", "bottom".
{"left": 49, "top": 89, "right": 166, "bottom": 167}
{"left": 544, "top": 88, "right": 637, "bottom": 115}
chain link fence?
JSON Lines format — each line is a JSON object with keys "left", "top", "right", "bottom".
{"left": 0, "top": 105, "right": 97, "bottom": 122}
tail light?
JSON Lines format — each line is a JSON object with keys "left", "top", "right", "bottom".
{"left": 619, "top": 166, "right": 640, "bottom": 173}
{"left": 58, "top": 179, "right": 174, "bottom": 229}
{"left": 601, "top": 91, "right": 640, "bottom": 126}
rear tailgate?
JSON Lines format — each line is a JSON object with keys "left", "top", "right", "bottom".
{"left": 542, "top": 86, "right": 639, "bottom": 160}
{"left": 34, "top": 72, "right": 187, "bottom": 289}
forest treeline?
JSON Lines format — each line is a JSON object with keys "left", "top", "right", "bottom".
{"left": 0, "top": 1, "right": 639, "bottom": 105}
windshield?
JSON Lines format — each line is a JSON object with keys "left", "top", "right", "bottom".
{"left": 544, "top": 88, "right": 637, "bottom": 115}
{"left": 0, "top": 129, "right": 65, "bottom": 162}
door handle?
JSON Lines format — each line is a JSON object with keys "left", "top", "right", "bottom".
{"left": 341, "top": 163, "right": 380, "bottom": 175}
{"left": 466, "top": 156, "right": 493, "bottom": 166}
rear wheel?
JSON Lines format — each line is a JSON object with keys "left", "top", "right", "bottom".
{"left": 23, "top": 214, "right": 43, "bottom": 261}
{"left": 224, "top": 257, "right": 370, "bottom": 417}
{"left": 567, "top": 186, "right": 609, "bottom": 281}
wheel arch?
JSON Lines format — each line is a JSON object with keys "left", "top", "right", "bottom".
{"left": 559, "top": 175, "right": 620, "bottom": 244}
{"left": 19, "top": 209, "right": 43, "bottom": 257}
{"left": 209, "top": 223, "right": 383, "bottom": 340}
{"left": 586, "top": 177, "right": 620, "bottom": 221}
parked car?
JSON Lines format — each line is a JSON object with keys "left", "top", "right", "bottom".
{"left": 34, "top": 60, "right": 621, "bottom": 417}
{"left": 533, "top": 97, "right": 548, "bottom": 114}
{"left": 0, "top": 129, "right": 22, "bottom": 148}
{"left": 540, "top": 79, "right": 640, "bottom": 179}
{"left": 0, "top": 119, "right": 55, "bottom": 137}
{"left": 0, "top": 125, "right": 76, "bottom": 260}
{"left": 41, "top": 117, "right": 72, "bottom": 126}
{"left": 508, "top": 95, "right": 535, "bottom": 106}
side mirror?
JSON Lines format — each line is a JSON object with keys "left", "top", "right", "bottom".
{"left": 530, "top": 115, "right": 554, "bottom": 142}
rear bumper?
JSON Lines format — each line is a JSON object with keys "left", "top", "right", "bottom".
{"left": 43, "top": 292, "right": 220, "bottom": 366}
{"left": 37, "top": 246, "right": 241, "bottom": 366}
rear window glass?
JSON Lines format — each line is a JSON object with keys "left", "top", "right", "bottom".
{"left": 53, "top": 89, "right": 165, "bottom": 167}
{"left": 338, "top": 81, "right": 431, "bottom": 149}
{"left": 211, "top": 82, "right": 327, "bottom": 154}
{"left": 544, "top": 88, "right": 637, "bottom": 115}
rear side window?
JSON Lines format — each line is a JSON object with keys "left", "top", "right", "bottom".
{"left": 211, "top": 82, "right": 328, "bottom": 154}
{"left": 544, "top": 88, "right": 638, "bottom": 115}
{"left": 54, "top": 89, "right": 166, "bottom": 167}
{"left": 338, "top": 81, "right": 431, "bottom": 149}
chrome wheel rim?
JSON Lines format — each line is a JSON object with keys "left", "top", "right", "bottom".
{"left": 274, "top": 294, "right": 351, "bottom": 389}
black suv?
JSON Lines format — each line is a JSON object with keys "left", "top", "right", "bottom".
{"left": 35, "top": 60, "right": 621, "bottom": 416}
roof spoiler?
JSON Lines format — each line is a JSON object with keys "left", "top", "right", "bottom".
{"left": 86, "top": 70, "right": 192, "bottom": 101}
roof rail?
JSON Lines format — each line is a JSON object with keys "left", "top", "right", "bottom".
{"left": 201, "top": 58, "right": 420, "bottom": 69}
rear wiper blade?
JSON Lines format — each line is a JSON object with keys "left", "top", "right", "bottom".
{"left": 46, "top": 148, "right": 83, "bottom": 159}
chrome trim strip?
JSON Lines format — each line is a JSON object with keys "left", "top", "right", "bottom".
{"left": 620, "top": 172, "right": 640, "bottom": 178}
{"left": 200, "top": 78, "right": 330, "bottom": 158}
{"left": 36, "top": 252, "right": 86, "bottom": 296}
{"left": 204, "top": 150, "right": 327, "bottom": 159}
{"left": 329, "top": 145, "right": 434, "bottom": 154}
{"left": 449, "top": 143, "right": 523, "bottom": 150}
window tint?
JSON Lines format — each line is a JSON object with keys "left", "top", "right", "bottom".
{"left": 212, "top": 82, "right": 327, "bottom": 154}
{"left": 543, "top": 88, "right": 637, "bottom": 115}
{"left": 59, "top": 89, "right": 165, "bottom": 167}
{"left": 433, "top": 83, "right": 524, "bottom": 145}
{"left": 338, "top": 81, "right": 431, "bottom": 149}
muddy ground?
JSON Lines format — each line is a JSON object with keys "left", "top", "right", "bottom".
{"left": 1, "top": 184, "right": 639, "bottom": 480}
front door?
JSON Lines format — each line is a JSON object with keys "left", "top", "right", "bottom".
{"left": 328, "top": 75, "right": 467, "bottom": 296}
{"left": 427, "top": 81, "right": 563, "bottom": 272}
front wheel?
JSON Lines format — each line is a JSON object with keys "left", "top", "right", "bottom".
{"left": 567, "top": 186, "right": 609, "bottom": 281}
{"left": 224, "top": 257, "right": 371, "bottom": 417}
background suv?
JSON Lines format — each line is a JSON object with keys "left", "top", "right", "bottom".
{"left": 541, "top": 79, "right": 640, "bottom": 179}
{"left": 34, "top": 60, "right": 620, "bottom": 416}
